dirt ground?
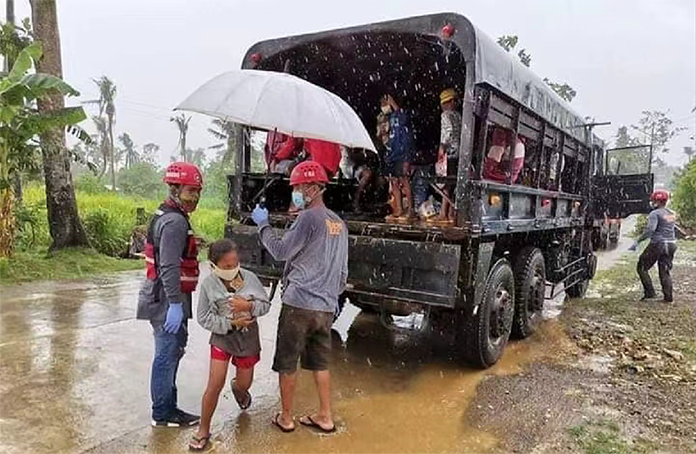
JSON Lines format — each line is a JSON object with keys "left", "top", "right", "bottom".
{"left": 467, "top": 240, "right": 696, "bottom": 454}
{"left": 0, "top": 238, "right": 693, "bottom": 454}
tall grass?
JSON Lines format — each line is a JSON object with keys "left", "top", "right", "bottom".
{"left": 20, "top": 185, "right": 227, "bottom": 255}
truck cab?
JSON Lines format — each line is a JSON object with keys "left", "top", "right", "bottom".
{"left": 225, "top": 13, "right": 653, "bottom": 368}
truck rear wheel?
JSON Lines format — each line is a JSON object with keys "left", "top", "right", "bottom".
{"left": 512, "top": 247, "right": 545, "bottom": 339}
{"left": 461, "top": 259, "right": 515, "bottom": 368}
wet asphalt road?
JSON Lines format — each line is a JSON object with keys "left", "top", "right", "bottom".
{"left": 0, "top": 236, "right": 630, "bottom": 454}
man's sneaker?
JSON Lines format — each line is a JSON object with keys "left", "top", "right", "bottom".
{"left": 640, "top": 295, "right": 658, "bottom": 302}
{"left": 663, "top": 298, "right": 674, "bottom": 303}
{"left": 151, "top": 409, "right": 200, "bottom": 428}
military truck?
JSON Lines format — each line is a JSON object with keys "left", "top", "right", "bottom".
{"left": 225, "top": 13, "right": 654, "bottom": 368}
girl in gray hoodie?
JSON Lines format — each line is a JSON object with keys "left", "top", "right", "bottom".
{"left": 189, "top": 239, "right": 270, "bottom": 451}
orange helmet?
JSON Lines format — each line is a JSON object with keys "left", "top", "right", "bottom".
{"left": 164, "top": 162, "right": 203, "bottom": 188}
{"left": 289, "top": 160, "right": 329, "bottom": 186}
{"left": 650, "top": 190, "right": 669, "bottom": 203}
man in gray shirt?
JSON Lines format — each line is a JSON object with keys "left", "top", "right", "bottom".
{"left": 630, "top": 190, "right": 677, "bottom": 302}
{"left": 252, "top": 160, "right": 348, "bottom": 433}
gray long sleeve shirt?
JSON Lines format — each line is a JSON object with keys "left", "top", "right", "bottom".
{"left": 637, "top": 207, "right": 677, "bottom": 244}
{"left": 197, "top": 269, "right": 270, "bottom": 357}
{"left": 258, "top": 206, "right": 348, "bottom": 314}
{"left": 136, "top": 211, "right": 193, "bottom": 322}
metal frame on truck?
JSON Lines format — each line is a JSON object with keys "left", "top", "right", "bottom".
{"left": 225, "top": 13, "right": 653, "bottom": 368}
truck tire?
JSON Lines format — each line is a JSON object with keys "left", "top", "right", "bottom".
{"left": 461, "top": 259, "right": 515, "bottom": 368}
{"left": 512, "top": 247, "right": 545, "bottom": 339}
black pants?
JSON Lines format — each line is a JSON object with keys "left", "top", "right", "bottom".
{"left": 637, "top": 242, "right": 677, "bottom": 301}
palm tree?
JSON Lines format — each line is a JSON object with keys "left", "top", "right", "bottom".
{"left": 170, "top": 114, "right": 191, "bottom": 161}
{"left": 86, "top": 76, "right": 117, "bottom": 190}
{"left": 92, "top": 116, "right": 109, "bottom": 176}
{"left": 118, "top": 132, "right": 138, "bottom": 169}
{"left": 28, "top": 0, "right": 90, "bottom": 250}
{"left": 207, "top": 119, "right": 238, "bottom": 163}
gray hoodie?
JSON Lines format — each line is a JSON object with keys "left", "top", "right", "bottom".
{"left": 197, "top": 268, "right": 270, "bottom": 357}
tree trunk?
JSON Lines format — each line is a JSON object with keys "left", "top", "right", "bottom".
{"left": 108, "top": 114, "right": 115, "bottom": 191}
{"left": 30, "top": 0, "right": 90, "bottom": 251}
{"left": 12, "top": 171, "right": 22, "bottom": 203}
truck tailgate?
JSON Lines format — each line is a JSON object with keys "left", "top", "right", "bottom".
{"left": 227, "top": 224, "right": 462, "bottom": 307}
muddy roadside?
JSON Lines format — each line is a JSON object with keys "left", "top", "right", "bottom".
{"left": 467, "top": 240, "right": 696, "bottom": 454}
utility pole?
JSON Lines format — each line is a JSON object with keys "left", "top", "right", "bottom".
{"left": 647, "top": 123, "right": 655, "bottom": 173}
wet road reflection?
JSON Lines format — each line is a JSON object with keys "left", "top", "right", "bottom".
{"left": 0, "top": 264, "right": 579, "bottom": 454}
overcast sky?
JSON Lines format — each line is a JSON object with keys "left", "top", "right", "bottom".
{"left": 6, "top": 0, "right": 696, "bottom": 166}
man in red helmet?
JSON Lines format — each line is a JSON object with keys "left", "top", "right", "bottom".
{"left": 251, "top": 161, "right": 348, "bottom": 434}
{"left": 137, "top": 162, "right": 203, "bottom": 427}
{"left": 629, "top": 190, "right": 677, "bottom": 303}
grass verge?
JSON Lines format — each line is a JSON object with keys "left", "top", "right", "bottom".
{"left": 569, "top": 420, "right": 657, "bottom": 454}
{"left": 0, "top": 247, "right": 143, "bottom": 286}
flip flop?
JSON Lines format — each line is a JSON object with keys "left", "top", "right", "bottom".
{"left": 232, "top": 384, "right": 252, "bottom": 410}
{"left": 299, "top": 415, "right": 336, "bottom": 433}
{"left": 188, "top": 433, "right": 211, "bottom": 452}
{"left": 271, "top": 413, "right": 295, "bottom": 433}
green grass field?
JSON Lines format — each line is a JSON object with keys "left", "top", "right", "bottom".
{"left": 2, "top": 186, "right": 228, "bottom": 286}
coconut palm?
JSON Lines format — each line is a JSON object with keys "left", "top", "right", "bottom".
{"left": 86, "top": 76, "right": 117, "bottom": 189}
{"left": 118, "top": 132, "right": 138, "bottom": 169}
{"left": 170, "top": 113, "right": 191, "bottom": 161}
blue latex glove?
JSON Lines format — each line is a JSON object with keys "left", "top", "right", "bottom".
{"left": 252, "top": 204, "right": 269, "bottom": 225}
{"left": 628, "top": 241, "right": 639, "bottom": 252}
{"left": 163, "top": 303, "right": 184, "bottom": 334}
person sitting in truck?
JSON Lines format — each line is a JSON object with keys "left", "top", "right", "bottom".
{"left": 431, "top": 88, "right": 462, "bottom": 225}
{"left": 271, "top": 136, "right": 341, "bottom": 178}
{"left": 483, "top": 127, "right": 525, "bottom": 184}
{"left": 379, "top": 93, "right": 415, "bottom": 222}
{"left": 340, "top": 146, "right": 380, "bottom": 212}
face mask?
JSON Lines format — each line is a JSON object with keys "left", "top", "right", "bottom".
{"left": 291, "top": 190, "right": 306, "bottom": 210}
{"left": 212, "top": 264, "right": 240, "bottom": 281}
{"left": 381, "top": 105, "right": 392, "bottom": 115}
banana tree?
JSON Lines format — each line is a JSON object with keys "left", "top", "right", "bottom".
{"left": 0, "top": 41, "right": 88, "bottom": 257}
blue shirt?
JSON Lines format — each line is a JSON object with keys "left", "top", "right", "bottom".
{"left": 386, "top": 110, "right": 415, "bottom": 164}
{"left": 258, "top": 206, "right": 349, "bottom": 314}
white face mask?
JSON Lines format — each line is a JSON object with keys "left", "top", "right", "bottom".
{"left": 211, "top": 263, "right": 240, "bottom": 281}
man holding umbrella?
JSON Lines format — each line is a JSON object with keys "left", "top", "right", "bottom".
{"left": 251, "top": 161, "right": 348, "bottom": 433}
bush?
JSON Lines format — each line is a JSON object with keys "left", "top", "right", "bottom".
{"left": 672, "top": 159, "right": 696, "bottom": 230}
{"left": 75, "top": 172, "right": 108, "bottom": 194}
{"left": 118, "top": 163, "right": 166, "bottom": 199}
{"left": 22, "top": 184, "right": 227, "bottom": 256}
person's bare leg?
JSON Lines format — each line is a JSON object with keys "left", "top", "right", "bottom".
{"left": 388, "top": 177, "right": 403, "bottom": 218}
{"left": 439, "top": 197, "right": 450, "bottom": 221}
{"left": 400, "top": 176, "right": 413, "bottom": 218}
{"left": 232, "top": 366, "right": 254, "bottom": 407}
{"left": 194, "top": 359, "right": 229, "bottom": 441}
{"left": 300, "top": 370, "right": 334, "bottom": 431}
{"left": 277, "top": 372, "right": 296, "bottom": 430}
{"left": 354, "top": 169, "right": 372, "bottom": 211}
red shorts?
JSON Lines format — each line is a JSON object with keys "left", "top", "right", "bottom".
{"left": 210, "top": 345, "right": 260, "bottom": 369}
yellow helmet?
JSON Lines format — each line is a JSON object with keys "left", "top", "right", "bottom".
{"left": 440, "top": 88, "right": 457, "bottom": 105}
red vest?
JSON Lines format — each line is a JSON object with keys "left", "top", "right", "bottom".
{"left": 144, "top": 203, "right": 199, "bottom": 293}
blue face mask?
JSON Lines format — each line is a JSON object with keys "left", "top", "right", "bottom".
{"left": 291, "top": 190, "right": 306, "bottom": 210}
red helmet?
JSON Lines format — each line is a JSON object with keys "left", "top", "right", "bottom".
{"left": 289, "top": 160, "right": 329, "bottom": 186}
{"left": 650, "top": 190, "right": 669, "bottom": 202}
{"left": 164, "top": 162, "right": 203, "bottom": 188}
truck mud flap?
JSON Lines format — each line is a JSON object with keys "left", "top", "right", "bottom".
{"left": 227, "top": 224, "right": 462, "bottom": 307}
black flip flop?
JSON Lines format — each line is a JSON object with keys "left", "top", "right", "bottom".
{"left": 299, "top": 415, "right": 336, "bottom": 433}
{"left": 232, "top": 386, "right": 252, "bottom": 410}
{"left": 272, "top": 413, "right": 295, "bottom": 433}
{"left": 188, "top": 434, "right": 211, "bottom": 452}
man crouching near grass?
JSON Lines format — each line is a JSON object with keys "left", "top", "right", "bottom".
{"left": 250, "top": 160, "right": 348, "bottom": 433}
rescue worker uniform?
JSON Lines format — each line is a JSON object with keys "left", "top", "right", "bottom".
{"left": 137, "top": 162, "right": 202, "bottom": 427}
{"left": 633, "top": 192, "right": 677, "bottom": 302}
